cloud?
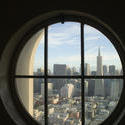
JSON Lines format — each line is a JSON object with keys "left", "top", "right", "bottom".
{"left": 39, "top": 23, "right": 103, "bottom": 48}
{"left": 47, "top": 35, "right": 80, "bottom": 48}
{"left": 34, "top": 23, "right": 122, "bottom": 71}
{"left": 85, "top": 36, "right": 100, "bottom": 41}
{"left": 40, "top": 23, "right": 81, "bottom": 47}
{"left": 49, "top": 55, "right": 81, "bottom": 65}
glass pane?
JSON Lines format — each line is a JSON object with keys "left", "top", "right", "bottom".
{"left": 15, "top": 78, "right": 44, "bottom": 125}
{"left": 48, "top": 79, "right": 81, "bottom": 125}
{"left": 85, "top": 79, "right": 123, "bottom": 125}
{"left": 84, "top": 25, "right": 123, "bottom": 76}
{"left": 48, "top": 22, "right": 81, "bottom": 75}
{"left": 16, "top": 29, "right": 44, "bottom": 75}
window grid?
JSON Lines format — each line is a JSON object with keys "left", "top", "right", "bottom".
{"left": 81, "top": 23, "right": 85, "bottom": 125}
{"left": 14, "top": 22, "right": 124, "bottom": 125}
{"left": 44, "top": 27, "right": 48, "bottom": 125}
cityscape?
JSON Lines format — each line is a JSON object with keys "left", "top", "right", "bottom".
{"left": 33, "top": 48, "right": 123, "bottom": 125}
{"left": 14, "top": 22, "right": 124, "bottom": 125}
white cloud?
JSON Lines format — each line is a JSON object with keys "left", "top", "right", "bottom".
{"left": 44, "top": 23, "right": 80, "bottom": 47}
{"left": 47, "top": 34, "right": 80, "bottom": 48}
{"left": 39, "top": 32, "right": 80, "bottom": 48}
{"left": 39, "top": 23, "right": 102, "bottom": 47}
{"left": 49, "top": 55, "right": 81, "bottom": 64}
{"left": 85, "top": 36, "right": 100, "bottom": 41}
{"left": 49, "top": 32, "right": 66, "bottom": 38}
{"left": 34, "top": 23, "right": 122, "bottom": 71}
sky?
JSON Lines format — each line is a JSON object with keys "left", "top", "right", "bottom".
{"left": 33, "top": 22, "right": 122, "bottom": 72}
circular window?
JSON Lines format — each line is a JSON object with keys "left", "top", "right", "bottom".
{"left": 9, "top": 11, "right": 125, "bottom": 125}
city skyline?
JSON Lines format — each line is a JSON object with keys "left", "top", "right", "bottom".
{"left": 34, "top": 47, "right": 123, "bottom": 75}
{"left": 15, "top": 22, "right": 123, "bottom": 125}
{"left": 33, "top": 22, "right": 122, "bottom": 72}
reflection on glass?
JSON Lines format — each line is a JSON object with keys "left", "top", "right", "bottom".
{"left": 16, "top": 29, "right": 44, "bottom": 75}
{"left": 16, "top": 78, "right": 44, "bottom": 125}
{"left": 48, "top": 79, "right": 81, "bottom": 125}
{"left": 48, "top": 22, "right": 81, "bottom": 75}
{"left": 85, "top": 79, "right": 123, "bottom": 125}
{"left": 84, "top": 24, "right": 123, "bottom": 76}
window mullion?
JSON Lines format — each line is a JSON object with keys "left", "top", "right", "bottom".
{"left": 14, "top": 75, "right": 124, "bottom": 79}
{"left": 81, "top": 23, "right": 85, "bottom": 125}
{"left": 44, "top": 27, "right": 48, "bottom": 125}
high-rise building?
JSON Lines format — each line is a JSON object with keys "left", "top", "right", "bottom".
{"left": 104, "top": 79, "right": 111, "bottom": 97}
{"left": 54, "top": 64, "right": 67, "bottom": 75}
{"left": 94, "top": 48, "right": 105, "bottom": 96}
{"left": 72, "top": 66, "right": 80, "bottom": 75}
{"left": 88, "top": 79, "right": 95, "bottom": 96}
{"left": 84, "top": 63, "right": 90, "bottom": 75}
{"left": 109, "top": 65, "right": 115, "bottom": 75}
{"left": 66, "top": 67, "right": 72, "bottom": 75}
{"left": 103, "top": 65, "right": 108, "bottom": 75}
{"left": 91, "top": 71, "right": 96, "bottom": 75}
{"left": 53, "top": 64, "right": 67, "bottom": 91}
{"left": 41, "top": 83, "right": 53, "bottom": 97}
{"left": 84, "top": 80, "right": 88, "bottom": 96}
{"left": 72, "top": 66, "right": 77, "bottom": 73}
{"left": 120, "top": 69, "right": 123, "bottom": 75}
{"left": 37, "top": 68, "right": 44, "bottom": 75}
{"left": 60, "top": 84, "right": 74, "bottom": 98}
{"left": 41, "top": 83, "right": 44, "bottom": 97}
{"left": 110, "top": 80, "right": 119, "bottom": 99}
{"left": 73, "top": 81, "right": 81, "bottom": 97}
{"left": 115, "top": 69, "right": 120, "bottom": 75}
{"left": 119, "top": 79, "right": 123, "bottom": 96}
{"left": 34, "top": 69, "right": 44, "bottom": 93}
{"left": 34, "top": 79, "right": 43, "bottom": 93}
{"left": 96, "top": 48, "right": 103, "bottom": 76}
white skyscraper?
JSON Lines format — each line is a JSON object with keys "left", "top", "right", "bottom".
{"left": 85, "top": 63, "right": 90, "bottom": 75}
{"left": 94, "top": 48, "right": 105, "bottom": 96}
{"left": 60, "top": 84, "right": 74, "bottom": 98}
{"left": 97, "top": 48, "right": 103, "bottom": 76}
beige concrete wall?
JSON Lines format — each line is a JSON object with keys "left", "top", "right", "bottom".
{"left": 16, "top": 30, "right": 44, "bottom": 116}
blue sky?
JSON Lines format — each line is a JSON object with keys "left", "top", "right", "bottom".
{"left": 33, "top": 22, "right": 122, "bottom": 72}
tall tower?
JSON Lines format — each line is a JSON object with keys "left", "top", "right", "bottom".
{"left": 84, "top": 63, "right": 90, "bottom": 75}
{"left": 94, "top": 48, "right": 105, "bottom": 96}
{"left": 97, "top": 48, "right": 103, "bottom": 75}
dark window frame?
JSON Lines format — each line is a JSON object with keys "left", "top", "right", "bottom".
{"left": 9, "top": 14, "right": 125, "bottom": 125}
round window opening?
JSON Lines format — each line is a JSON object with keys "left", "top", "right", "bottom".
{"left": 12, "top": 13, "right": 124, "bottom": 125}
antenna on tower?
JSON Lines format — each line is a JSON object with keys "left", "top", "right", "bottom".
{"left": 98, "top": 47, "right": 101, "bottom": 56}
